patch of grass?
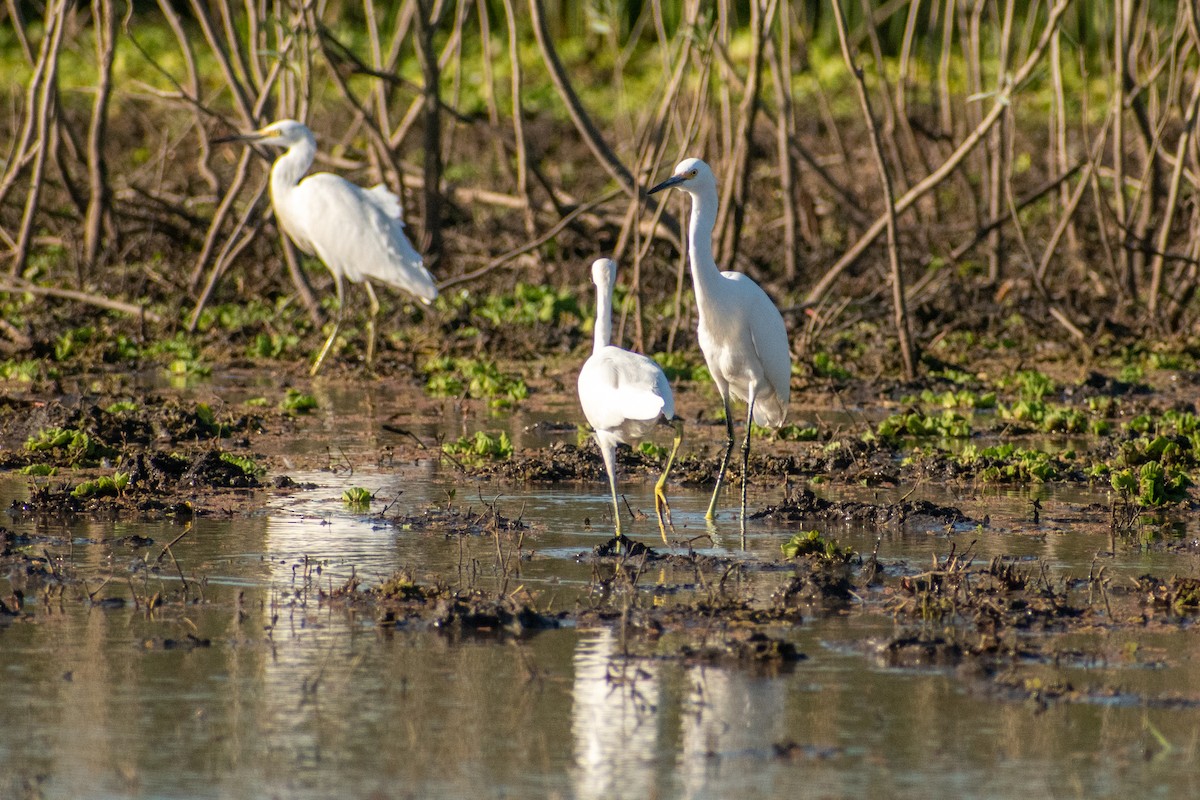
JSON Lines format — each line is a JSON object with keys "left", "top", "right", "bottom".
{"left": 781, "top": 530, "right": 854, "bottom": 562}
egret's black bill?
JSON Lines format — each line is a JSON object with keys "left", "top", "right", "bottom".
{"left": 212, "top": 131, "right": 262, "bottom": 145}
{"left": 647, "top": 174, "right": 687, "bottom": 195}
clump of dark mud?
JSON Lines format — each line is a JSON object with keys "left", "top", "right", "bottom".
{"left": 593, "top": 535, "right": 655, "bottom": 558}
{"left": 679, "top": 629, "right": 807, "bottom": 668}
{"left": 390, "top": 500, "right": 527, "bottom": 536}
{"left": 752, "top": 488, "right": 973, "bottom": 528}
{"left": 333, "top": 572, "right": 562, "bottom": 634}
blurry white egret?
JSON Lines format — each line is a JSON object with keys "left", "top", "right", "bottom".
{"left": 648, "top": 157, "right": 791, "bottom": 523}
{"left": 216, "top": 119, "right": 437, "bottom": 376}
{"left": 578, "top": 257, "right": 682, "bottom": 542}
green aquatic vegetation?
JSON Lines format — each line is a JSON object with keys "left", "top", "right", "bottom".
{"left": 248, "top": 332, "right": 301, "bottom": 359}
{"left": 781, "top": 530, "right": 854, "bottom": 562}
{"left": 473, "top": 283, "right": 581, "bottom": 328}
{"left": 1000, "top": 369, "right": 1056, "bottom": 401}
{"left": 959, "top": 443, "right": 1060, "bottom": 483}
{"left": 778, "top": 424, "right": 821, "bottom": 441}
{"left": 423, "top": 357, "right": 528, "bottom": 409}
{"left": 147, "top": 333, "right": 210, "bottom": 378}
{"left": 442, "top": 431, "right": 513, "bottom": 462}
{"left": 25, "top": 427, "right": 114, "bottom": 464}
{"left": 19, "top": 464, "right": 57, "bottom": 476}
{"left": 0, "top": 359, "right": 42, "bottom": 382}
{"left": 195, "top": 298, "right": 293, "bottom": 335}
{"left": 875, "top": 409, "right": 970, "bottom": 440}
{"left": 280, "top": 389, "right": 318, "bottom": 414}
{"left": 652, "top": 351, "right": 709, "bottom": 382}
{"left": 914, "top": 388, "right": 996, "bottom": 409}
{"left": 193, "top": 403, "right": 231, "bottom": 437}
{"left": 54, "top": 326, "right": 95, "bottom": 361}
{"left": 811, "top": 351, "right": 851, "bottom": 380}
{"left": 1111, "top": 462, "right": 1191, "bottom": 507}
{"left": 342, "top": 487, "right": 373, "bottom": 508}
{"left": 105, "top": 400, "right": 139, "bottom": 414}
{"left": 638, "top": 441, "right": 668, "bottom": 460}
{"left": 927, "top": 366, "right": 977, "bottom": 385}
{"left": 71, "top": 472, "right": 129, "bottom": 499}
{"left": 220, "top": 453, "right": 265, "bottom": 478}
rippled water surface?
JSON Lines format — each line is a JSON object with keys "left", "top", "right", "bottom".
{"left": 2, "top": 381, "right": 1199, "bottom": 799}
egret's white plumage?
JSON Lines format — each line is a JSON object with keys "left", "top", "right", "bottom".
{"left": 648, "top": 157, "right": 792, "bottom": 523}
{"left": 578, "top": 258, "right": 681, "bottom": 542}
{"left": 218, "top": 119, "right": 436, "bottom": 375}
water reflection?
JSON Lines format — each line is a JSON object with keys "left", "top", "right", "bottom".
{"left": 572, "top": 628, "right": 664, "bottom": 799}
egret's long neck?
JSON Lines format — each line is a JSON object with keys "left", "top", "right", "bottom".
{"left": 592, "top": 280, "right": 613, "bottom": 355}
{"left": 685, "top": 184, "right": 722, "bottom": 302}
{"left": 269, "top": 135, "right": 316, "bottom": 203}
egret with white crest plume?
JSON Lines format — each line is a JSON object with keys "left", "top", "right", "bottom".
{"left": 578, "top": 258, "right": 682, "bottom": 542}
{"left": 648, "top": 157, "right": 792, "bottom": 524}
{"left": 216, "top": 119, "right": 437, "bottom": 376}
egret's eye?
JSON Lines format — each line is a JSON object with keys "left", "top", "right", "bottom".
{"left": 688, "top": 169, "right": 698, "bottom": 178}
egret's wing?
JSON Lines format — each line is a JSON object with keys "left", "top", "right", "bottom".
{"left": 712, "top": 271, "right": 790, "bottom": 428}
{"left": 363, "top": 183, "right": 406, "bottom": 225}
{"left": 579, "top": 348, "right": 670, "bottom": 434}
{"left": 747, "top": 286, "right": 792, "bottom": 428}
{"left": 291, "top": 174, "right": 438, "bottom": 304}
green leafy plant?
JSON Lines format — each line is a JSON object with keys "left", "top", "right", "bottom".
{"left": 25, "top": 427, "right": 114, "bottom": 465}
{"left": 781, "top": 530, "right": 854, "bottom": 562}
{"left": 876, "top": 409, "right": 970, "bottom": 440}
{"left": 442, "top": 431, "right": 513, "bottom": 462}
{"left": 342, "top": 486, "right": 373, "bottom": 508}
{"left": 71, "top": 472, "right": 129, "bottom": 499}
{"left": 19, "top": 463, "right": 57, "bottom": 476}
{"left": 423, "top": 357, "right": 528, "bottom": 409}
{"left": 811, "top": 351, "right": 851, "bottom": 380}
{"left": 1111, "top": 462, "right": 1191, "bottom": 507}
{"left": 474, "top": 283, "right": 581, "bottom": 327}
{"left": 280, "top": 389, "right": 318, "bottom": 414}
{"left": 220, "top": 452, "right": 265, "bottom": 478}
{"left": 651, "top": 351, "right": 709, "bottom": 382}
{"left": 778, "top": 424, "right": 820, "bottom": 441}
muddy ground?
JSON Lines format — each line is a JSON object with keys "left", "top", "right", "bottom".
{"left": 2, "top": 313, "right": 1199, "bottom": 711}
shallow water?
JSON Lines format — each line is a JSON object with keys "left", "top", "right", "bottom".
{"left": 2, "top": 382, "right": 1199, "bottom": 799}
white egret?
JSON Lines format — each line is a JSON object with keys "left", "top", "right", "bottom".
{"left": 648, "top": 157, "right": 791, "bottom": 523}
{"left": 216, "top": 119, "right": 437, "bottom": 376}
{"left": 578, "top": 257, "right": 682, "bottom": 542}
